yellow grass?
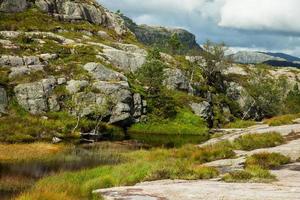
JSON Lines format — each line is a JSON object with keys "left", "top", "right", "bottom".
{"left": 0, "top": 143, "right": 65, "bottom": 162}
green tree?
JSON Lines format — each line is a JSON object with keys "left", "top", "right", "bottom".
{"left": 283, "top": 84, "right": 300, "bottom": 114}
{"left": 136, "top": 49, "right": 167, "bottom": 96}
{"left": 244, "top": 70, "right": 288, "bottom": 120}
{"left": 168, "top": 33, "right": 181, "bottom": 54}
{"left": 200, "top": 40, "right": 229, "bottom": 90}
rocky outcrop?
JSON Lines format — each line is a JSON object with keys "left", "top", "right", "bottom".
{"left": 0, "top": 87, "right": 8, "bottom": 116}
{"left": 34, "top": 0, "right": 127, "bottom": 35}
{"left": 83, "top": 62, "right": 127, "bottom": 81}
{"left": 163, "top": 68, "right": 190, "bottom": 91}
{"left": 71, "top": 63, "right": 146, "bottom": 125}
{"left": 122, "top": 15, "right": 202, "bottom": 55}
{"left": 0, "top": 0, "right": 28, "bottom": 13}
{"left": 14, "top": 77, "right": 58, "bottom": 114}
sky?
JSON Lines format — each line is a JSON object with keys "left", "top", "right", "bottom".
{"left": 99, "top": 0, "right": 300, "bottom": 57}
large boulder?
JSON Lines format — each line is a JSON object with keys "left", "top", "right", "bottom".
{"left": 83, "top": 62, "right": 127, "bottom": 81}
{"left": 78, "top": 62, "right": 146, "bottom": 125}
{"left": 163, "top": 68, "right": 190, "bottom": 91}
{"left": 0, "top": 87, "right": 8, "bottom": 116}
{"left": 73, "top": 80, "right": 146, "bottom": 125}
{"left": 226, "top": 82, "right": 251, "bottom": 111}
{"left": 14, "top": 77, "right": 57, "bottom": 114}
{"left": 35, "top": 0, "right": 127, "bottom": 35}
{"left": 0, "top": 0, "right": 27, "bottom": 13}
{"left": 101, "top": 46, "right": 146, "bottom": 72}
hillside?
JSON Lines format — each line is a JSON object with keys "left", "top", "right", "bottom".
{"left": 0, "top": 0, "right": 300, "bottom": 142}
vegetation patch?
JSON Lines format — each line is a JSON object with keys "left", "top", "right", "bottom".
{"left": 233, "top": 132, "right": 284, "bottom": 151}
{"left": 16, "top": 146, "right": 222, "bottom": 200}
{"left": 222, "top": 166, "right": 276, "bottom": 183}
{"left": 129, "top": 110, "right": 209, "bottom": 137}
{"left": 264, "top": 113, "right": 300, "bottom": 126}
{"left": 245, "top": 152, "right": 291, "bottom": 169}
{"left": 224, "top": 119, "right": 257, "bottom": 129}
{"left": 175, "top": 141, "right": 235, "bottom": 164}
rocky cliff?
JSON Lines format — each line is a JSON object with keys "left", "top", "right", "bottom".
{"left": 0, "top": 0, "right": 128, "bottom": 35}
{"left": 122, "top": 15, "right": 202, "bottom": 55}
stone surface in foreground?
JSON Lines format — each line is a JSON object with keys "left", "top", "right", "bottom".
{"left": 94, "top": 178, "right": 300, "bottom": 200}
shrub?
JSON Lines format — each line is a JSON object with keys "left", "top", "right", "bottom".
{"left": 245, "top": 152, "right": 290, "bottom": 169}
{"left": 233, "top": 132, "right": 284, "bottom": 151}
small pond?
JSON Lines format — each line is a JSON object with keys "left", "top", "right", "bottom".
{"left": 0, "top": 133, "right": 208, "bottom": 199}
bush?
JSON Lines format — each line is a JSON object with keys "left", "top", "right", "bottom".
{"left": 233, "top": 132, "right": 284, "bottom": 151}
{"left": 245, "top": 152, "right": 290, "bottom": 169}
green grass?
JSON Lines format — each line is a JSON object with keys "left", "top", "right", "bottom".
{"left": 245, "top": 152, "right": 291, "bottom": 169}
{"left": 233, "top": 132, "right": 284, "bottom": 151}
{"left": 264, "top": 113, "right": 300, "bottom": 126}
{"left": 224, "top": 119, "right": 257, "bottom": 129}
{"left": 129, "top": 110, "right": 209, "bottom": 136}
{"left": 16, "top": 144, "right": 226, "bottom": 200}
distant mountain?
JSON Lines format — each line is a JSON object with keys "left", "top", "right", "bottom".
{"left": 229, "top": 51, "right": 300, "bottom": 68}
{"left": 262, "top": 52, "right": 300, "bottom": 62}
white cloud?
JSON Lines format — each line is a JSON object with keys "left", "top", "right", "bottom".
{"left": 219, "top": 0, "right": 300, "bottom": 33}
{"left": 100, "top": 0, "right": 300, "bottom": 57}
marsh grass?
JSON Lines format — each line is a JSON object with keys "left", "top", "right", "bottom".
{"left": 245, "top": 152, "right": 291, "bottom": 169}
{"left": 233, "top": 132, "right": 284, "bottom": 151}
{"left": 264, "top": 113, "right": 300, "bottom": 126}
{"left": 222, "top": 166, "right": 276, "bottom": 183}
{"left": 14, "top": 142, "right": 234, "bottom": 200}
{"left": 224, "top": 119, "right": 257, "bottom": 128}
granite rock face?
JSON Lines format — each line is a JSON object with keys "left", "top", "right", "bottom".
{"left": 190, "top": 101, "right": 212, "bottom": 121}
{"left": 71, "top": 63, "right": 146, "bottom": 125}
{"left": 100, "top": 44, "right": 147, "bottom": 72}
{"left": 14, "top": 77, "right": 58, "bottom": 114}
{"left": 83, "top": 62, "right": 127, "bottom": 81}
{"left": 35, "top": 0, "right": 128, "bottom": 35}
{"left": 0, "top": 0, "right": 27, "bottom": 13}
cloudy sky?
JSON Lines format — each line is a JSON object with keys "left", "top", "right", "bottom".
{"left": 99, "top": 0, "right": 300, "bottom": 56}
